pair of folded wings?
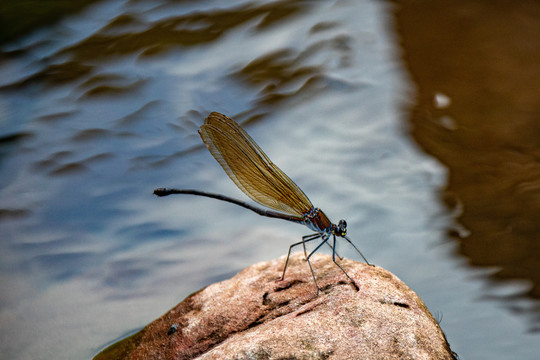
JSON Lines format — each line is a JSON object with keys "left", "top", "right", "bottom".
{"left": 199, "top": 112, "right": 313, "bottom": 218}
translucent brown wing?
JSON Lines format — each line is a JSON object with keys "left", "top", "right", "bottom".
{"left": 199, "top": 112, "right": 313, "bottom": 217}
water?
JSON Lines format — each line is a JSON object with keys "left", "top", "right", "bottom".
{"left": 0, "top": 1, "right": 538, "bottom": 359}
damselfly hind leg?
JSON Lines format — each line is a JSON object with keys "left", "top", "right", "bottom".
{"left": 281, "top": 233, "right": 321, "bottom": 281}
{"left": 301, "top": 233, "right": 320, "bottom": 259}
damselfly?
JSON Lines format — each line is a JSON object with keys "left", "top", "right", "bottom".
{"left": 154, "top": 112, "right": 370, "bottom": 294}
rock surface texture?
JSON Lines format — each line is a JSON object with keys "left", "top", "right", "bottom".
{"left": 95, "top": 253, "right": 456, "bottom": 360}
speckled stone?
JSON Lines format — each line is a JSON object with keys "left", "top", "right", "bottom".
{"left": 95, "top": 253, "right": 456, "bottom": 360}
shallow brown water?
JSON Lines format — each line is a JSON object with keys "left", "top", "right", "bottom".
{"left": 394, "top": 0, "right": 540, "bottom": 327}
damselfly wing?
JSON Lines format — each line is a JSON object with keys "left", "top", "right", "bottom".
{"left": 199, "top": 112, "right": 313, "bottom": 217}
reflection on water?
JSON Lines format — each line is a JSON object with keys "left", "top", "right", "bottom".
{"left": 0, "top": 0, "right": 100, "bottom": 44}
{"left": 0, "top": 0, "right": 538, "bottom": 359}
{"left": 394, "top": 0, "right": 540, "bottom": 330}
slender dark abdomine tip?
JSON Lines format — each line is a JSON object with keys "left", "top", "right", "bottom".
{"left": 153, "top": 188, "right": 169, "bottom": 196}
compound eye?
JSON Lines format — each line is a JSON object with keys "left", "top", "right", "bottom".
{"left": 338, "top": 219, "right": 347, "bottom": 236}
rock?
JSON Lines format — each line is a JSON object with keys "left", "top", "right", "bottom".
{"left": 94, "top": 253, "right": 456, "bottom": 360}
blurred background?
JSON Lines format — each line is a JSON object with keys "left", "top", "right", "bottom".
{"left": 0, "top": 0, "right": 538, "bottom": 359}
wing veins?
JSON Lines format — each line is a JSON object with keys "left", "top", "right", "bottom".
{"left": 199, "top": 112, "right": 313, "bottom": 216}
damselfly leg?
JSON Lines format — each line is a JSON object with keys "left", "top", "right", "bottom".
{"left": 281, "top": 233, "right": 321, "bottom": 281}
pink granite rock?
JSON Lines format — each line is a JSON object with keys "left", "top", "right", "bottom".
{"left": 95, "top": 253, "right": 455, "bottom": 360}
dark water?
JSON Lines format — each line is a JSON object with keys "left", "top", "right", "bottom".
{"left": 396, "top": 0, "right": 540, "bottom": 319}
{"left": 0, "top": 1, "right": 538, "bottom": 359}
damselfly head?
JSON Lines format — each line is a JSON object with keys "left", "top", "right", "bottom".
{"left": 336, "top": 219, "right": 347, "bottom": 237}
